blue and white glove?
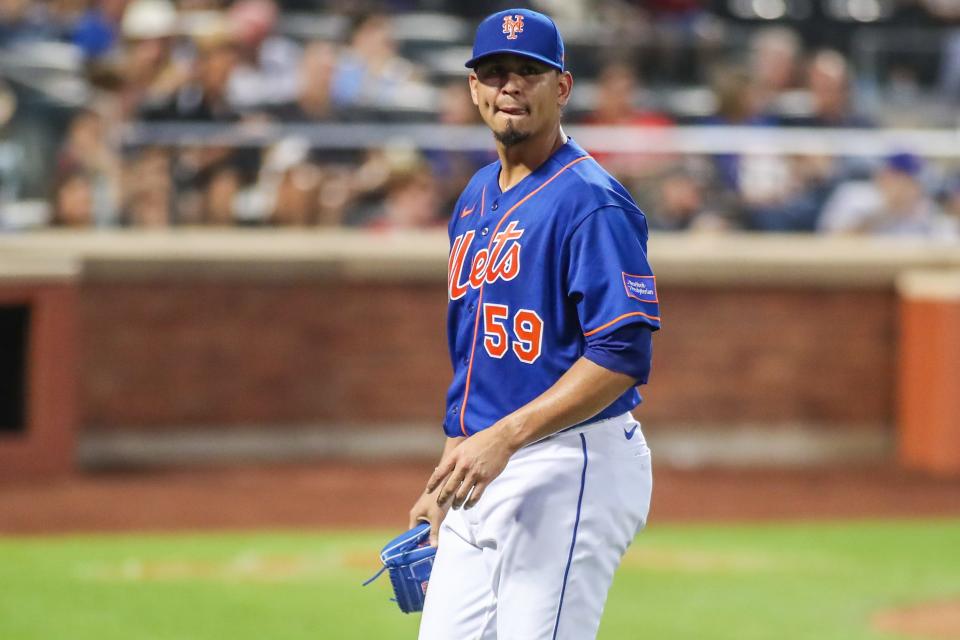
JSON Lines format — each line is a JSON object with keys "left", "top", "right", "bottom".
{"left": 363, "top": 522, "right": 437, "bottom": 613}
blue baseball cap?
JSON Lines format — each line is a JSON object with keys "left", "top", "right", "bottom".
{"left": 885, "top": 151, "right": 924, "bottom": 177}
{"left": 465, "top": 9, "right": 565, "bottom": 72}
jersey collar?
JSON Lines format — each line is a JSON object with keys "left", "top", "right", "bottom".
{"left": 492, "top": 137, "right": 588, "bottom": 199}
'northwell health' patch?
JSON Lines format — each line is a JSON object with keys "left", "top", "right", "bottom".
{"left": 622, "top": 273, "right": 658, "bottom": 303}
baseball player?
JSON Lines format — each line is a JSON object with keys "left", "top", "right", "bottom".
{"left": 408, "top": 8, "right": 660, "bottom": 639}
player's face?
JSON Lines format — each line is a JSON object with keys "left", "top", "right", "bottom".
{"left": 469, "top": 54, "right": 572, "bottom": 147}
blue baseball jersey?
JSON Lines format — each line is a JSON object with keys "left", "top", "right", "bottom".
{"left": 443, "top": 138, "right": 660, "bottom": 438}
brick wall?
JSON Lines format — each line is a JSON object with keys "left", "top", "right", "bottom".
{"left": 80, "top": 280, "right": 896, "bottom": 431}
{"left": 641, "top": 287, "right": 895, "bottom": 425}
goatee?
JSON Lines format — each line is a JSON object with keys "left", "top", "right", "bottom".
{"left": 494, "top": 122, "right": 530, "bottom": 147}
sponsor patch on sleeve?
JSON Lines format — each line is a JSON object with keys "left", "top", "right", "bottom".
{"left": 622, "top": 273, "right": 658, "bottom": 303}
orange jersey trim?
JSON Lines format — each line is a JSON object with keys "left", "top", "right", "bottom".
{"left": 459, "top": 155, "right": 593, "bottom": 436}
{"left": 583, "top": 311, "right": 661, "bottom": 338}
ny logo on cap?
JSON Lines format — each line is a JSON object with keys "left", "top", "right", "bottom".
{"left": 502, "top": 14, "right": 524, "bottom": 40}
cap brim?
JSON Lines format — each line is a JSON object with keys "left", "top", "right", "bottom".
{"left": 465, "top": 49, "right": 562, "bottom": 71}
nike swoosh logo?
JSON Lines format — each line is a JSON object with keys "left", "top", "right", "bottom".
{"left": 459, "top": 205, "right": 476, "bottom": 218}
{"left": 624, "top": 425, "right": 638, "bottom": 440}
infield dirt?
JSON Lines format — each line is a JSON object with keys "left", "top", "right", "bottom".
{"left": 873, "top": 600, "right": 960, "bottom": 640}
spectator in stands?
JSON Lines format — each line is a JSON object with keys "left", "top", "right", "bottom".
{"left": 363, "top": 159, "right": 442, "bottom": 231}
{"left": 292, "top": 39, "right": 337, "bottom": 120}
{"left": 747, "top": 50, "right": 873, "bottom": 230}
{"left": 701, "top": 64, "right": 774, "bottom": 218}
{"left": 148, "top": 19, "right": 262, "bottom": 226}
{"left": 585, "top": 62, "right": 665, "bottom": 128}
{"left": 247, "top": 137, "right": 321, "bottom": 226}
{"left": 704, "top": 64, "right": 769, "bottom": 124}
{"left": 583, "top": 61, "right": 675, "bottom": 178}
{"left": 269, "top": 163, "right": 321, "bottom": 226}
{"left": 340, "top": 146, "right": 441, "bottom": 229}
{"left": 645, "top": 164, "right": 731, "bottom": 231}
{"left": 817, "top": 152, "right": 945, "bottom": 237}
{"left": 51, "top": 170, "right": 94, "bottom": 226}
{"left": 789, "top": 49, "right": 873, "bottom": 128}
{"left": 339, "top": 146, "right": 394, "bottom": 226}
{"left": 748, "top": 26, "right": 803, "bottom": 119}
{"left": 437, "top": 78, "right": 482, "bottom": 127}
{"left": 329, "top": 13, "right": 431, "bottom": 112}
{"left": 71, "top": 0, "right": 126, "bottom": 60}
{"left": 202, "top": 163, "right": 242, "bottom": 224}
{"left": 314, "top": 163, "right": 354, "bottom": 226}
{"left": 225, "top": 0, "right": 302, "bottom": 115}
{"left": 122, "top": 146, "right": 173, "bottom": 226}
{"left": 118, "top": 0, "right": 190, "bottom": 120}
{"left": 54, "top": 108, "right": 121, "bottom": 226}
{"left": 173, "top": 141, "right": 261, "bottom": 225}
{"left": 742, "top": 154, "right": 843, "bottom": 232}
{"left": 147, "top": 17, "right": 238, "bottom": 121}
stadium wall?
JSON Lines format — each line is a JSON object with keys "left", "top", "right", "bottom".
{"left": 75, "top": 281, "right": 895, "bottom": 430}
{"left": 3, "top": 230, "right": 959, "bottom": 466}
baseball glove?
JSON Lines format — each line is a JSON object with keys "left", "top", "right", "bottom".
{"left": 363, "top": 522, "right": 437, "bottom": 613}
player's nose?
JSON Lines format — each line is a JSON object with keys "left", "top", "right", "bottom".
{"left": 499, "top": 71, "right": 526, "bottom": 93}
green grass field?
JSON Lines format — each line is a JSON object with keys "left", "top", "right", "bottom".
{"left": 1, "top": 519, "right": 958, "bottom": 640}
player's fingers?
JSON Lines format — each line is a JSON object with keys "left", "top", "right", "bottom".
{"left": 413, "top": 515, "right": 438, "bottom": 546}
{"left": 428, "top": 518, "right": 440, "bottom": 547}
{"left": 463, "top": 480, "right": 487, "bottom": 510}
{"left": 425, "top": 458, "right": 456, "bottom": 494}
{"left": 409, "top": 507, "right": 428, "bottom": 530}
{"left": 436, "top": 465, "right": 467, "bottom": 505}
{"left": 452, "top": 473, "right": 475, "bottom": 509}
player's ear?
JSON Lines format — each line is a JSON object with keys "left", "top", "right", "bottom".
{"left": 468, "top": 73, "right": 480, "bottom": 106}
{"left": 557, "top": 71, "right": 573, "bottom": 107}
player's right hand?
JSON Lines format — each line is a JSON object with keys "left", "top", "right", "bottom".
{"left": 408, "top": 487, "right": 450, "bottom": 547}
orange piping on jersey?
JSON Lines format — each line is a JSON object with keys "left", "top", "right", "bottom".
{"left": 583, "top": 311, "right": 661, "bottom": 338}
{"left": 459, "top": 155, "right": 593, "bottom": 436}
{"left": 480, "top": 186, "right": 486, "bottom": 217}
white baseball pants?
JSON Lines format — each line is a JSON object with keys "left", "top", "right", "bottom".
{"left": 418, "top": 412, "right": 652, "bottom": 640}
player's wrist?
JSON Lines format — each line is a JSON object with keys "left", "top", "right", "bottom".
{"left": 494, "top": 415, "right": 532, "bottom": 453}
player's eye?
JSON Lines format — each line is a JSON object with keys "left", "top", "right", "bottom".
{"left": 478, "top": 64, "right": 503, "bottom": 80}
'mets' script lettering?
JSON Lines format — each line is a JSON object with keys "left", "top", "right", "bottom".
{"left": 448, "top": 221, "right": 525, "bottom": 300}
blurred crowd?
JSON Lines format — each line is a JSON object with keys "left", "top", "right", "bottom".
{"left": 0, "top": 0, "right": 958, "bottom": 238}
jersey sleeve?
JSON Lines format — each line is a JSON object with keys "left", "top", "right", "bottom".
{"left": 583, "top": 323, "right": 653, "bottom": 384}
{"left": 566, "top": 206, "right": 661, "bottom": 339}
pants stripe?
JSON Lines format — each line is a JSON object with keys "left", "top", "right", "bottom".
{"left": 551, "top": 433, "right": 589, "bottom": 640}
